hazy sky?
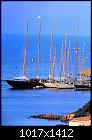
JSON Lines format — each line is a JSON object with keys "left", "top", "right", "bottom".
{"left": 1, "top": 1, "right": 91, "bottom": 36}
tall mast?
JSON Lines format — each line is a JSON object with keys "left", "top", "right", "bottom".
{"left": 81, "top": 38, "right": 85, "bottom": 80}
{"left": 36, "top": 63, "right": 38, "bottom": 79}
{"left": 75, "top": 26, "right": 78, "bottom": 80}
{"left": 38, "top": 21, "right": 41, "bottom": 62}
{"left": 52, "top": 41, "right": 56, "bottom": 81}
{"left": 67, "top": 39, "right": 70, "bottom": 78}
{"left": 65, "top": 32, "right": 69, "bottom": 78}
{"left": 49, "top": 31, "right": 52, "bottom": 80}
{"left": 26, "top": 19, "right": 28, "bottom": 49}
{"left": 65, "top": 32, "right": 68, "bottom": 46}
{"left": 64, "top": 37, "right": 67, "bottom": 80}
{"left": 49, "top": 20, "right": 53, "bottom": 80}
{"left": 36, "top": 21, "right": 41, "bottom": 79}
{"left": 23, "top": 19, "right": 28, "bottom": 76}
{"left": 60, "top": 43, "right": 63, "bottom": 81}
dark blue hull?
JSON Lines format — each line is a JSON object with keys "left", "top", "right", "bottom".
{"left": 6, "top": 79, "right": 45, "bottom": 89}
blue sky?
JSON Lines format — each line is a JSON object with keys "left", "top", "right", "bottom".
{"left": 1, "top": 1, "right": 91, "bottom": 36}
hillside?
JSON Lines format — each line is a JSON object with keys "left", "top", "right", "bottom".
{"left": 74, "top": 100, "right": 90, "bottom": 117}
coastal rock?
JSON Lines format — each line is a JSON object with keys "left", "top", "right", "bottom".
{"left": 29, "top": 113, "right": 75, "bottom": 122}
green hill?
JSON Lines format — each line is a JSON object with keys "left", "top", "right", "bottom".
{"left": 74, "top": 100, "right": 90, "bottom": 117}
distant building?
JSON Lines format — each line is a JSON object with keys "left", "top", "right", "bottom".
{"left": 69, "top": 116, "right": 91, "bottom": 126}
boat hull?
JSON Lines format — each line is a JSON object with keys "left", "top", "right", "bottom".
{"left": 6, "top": 79, "right": 45, "bottom": 89}
{"left": 74, "top": 84, "right": 91, "bottom": 90}
{"left": 43, "top": 82, "right": 75, "bottom": 89}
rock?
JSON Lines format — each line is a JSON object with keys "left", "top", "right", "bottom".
{"left": 30, "top": 113, "right": 68, "bottom": 121}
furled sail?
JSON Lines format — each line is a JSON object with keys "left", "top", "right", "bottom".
{"left": 23, "top": 47, "right": 27, "bottom": 75}
{"left": 23, "top": 19, "right": 28, "bottom": 76}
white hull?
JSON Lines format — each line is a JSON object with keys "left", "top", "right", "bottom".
{"left": 44, "top": 82, "right": 75, "bottom": 89}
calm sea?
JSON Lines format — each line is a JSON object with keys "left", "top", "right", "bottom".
{"left": 1, "top": 34, "right": 91, "bottom": 126}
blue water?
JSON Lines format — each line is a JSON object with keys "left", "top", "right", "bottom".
{"left": 1, "top": 34, "right": 91, "bottom": 126}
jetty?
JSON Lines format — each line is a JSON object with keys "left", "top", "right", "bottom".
{"left": 30, "top": 113, "right": 74, "bottom": 122}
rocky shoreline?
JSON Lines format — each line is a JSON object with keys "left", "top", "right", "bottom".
{"left": 28, "top": 101, "right": 90, "bottom": 124}
{"left": 28, "top": 113, "right": 74, "bottom": 122}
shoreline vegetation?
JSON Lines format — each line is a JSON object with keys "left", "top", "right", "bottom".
{"left": 28, "top": 101, "right": 90, "bottom": 124}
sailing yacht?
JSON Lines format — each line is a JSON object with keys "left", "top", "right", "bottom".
{"left": 6, "top": 76, "right": 44, "bottom": 89}
{"left": 6, "top": 20, "right": 44, "bottom": 89}
{"left": 74, "top": 39, "right": 91, "bottom": 90}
